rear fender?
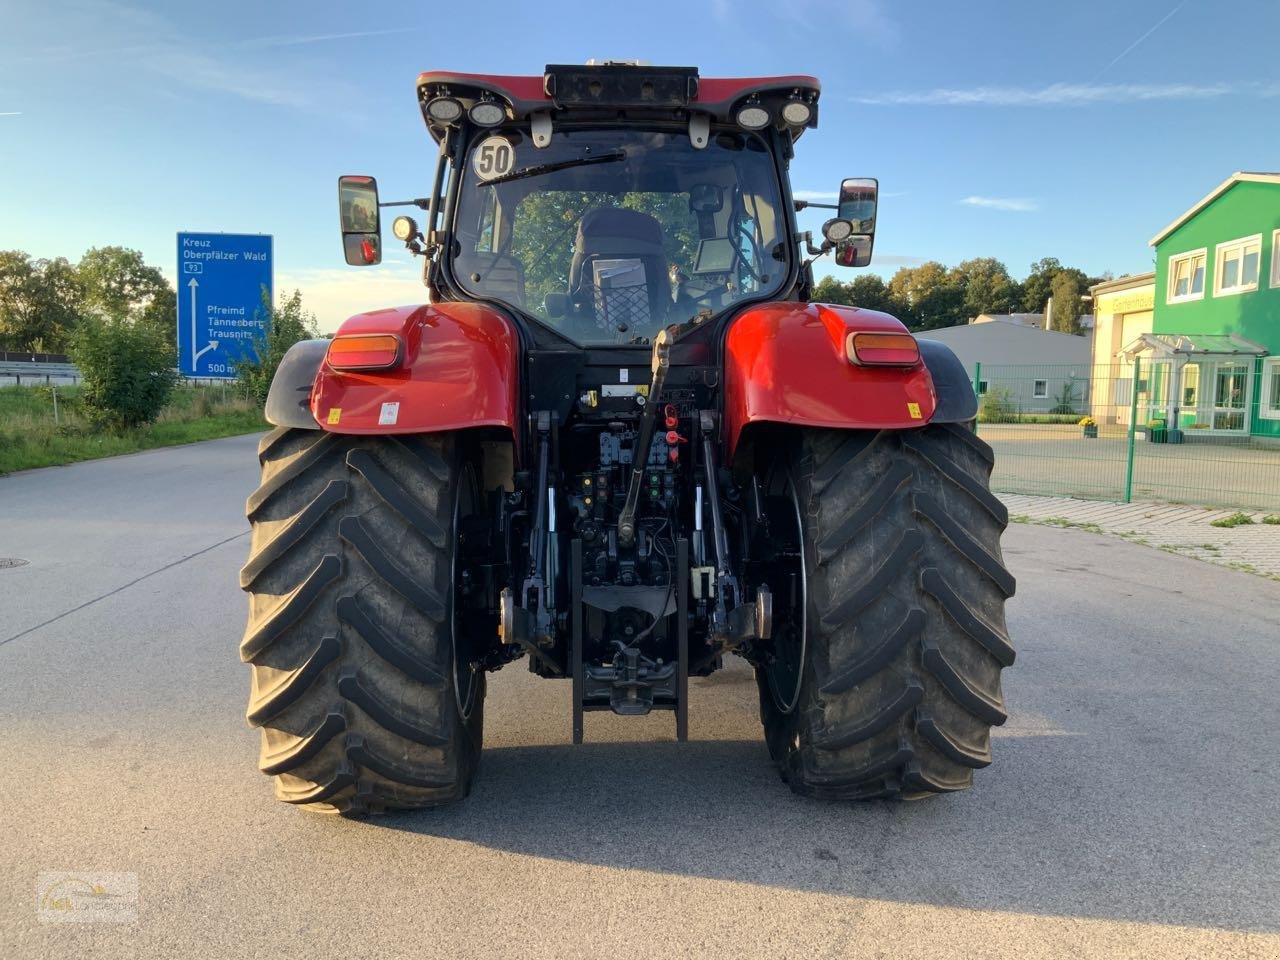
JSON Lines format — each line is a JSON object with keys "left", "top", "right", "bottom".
{"left": 264, "top": 339, "right": 329, "bottom": 429}
{"left": 915, "top": 337, "right": 978, "bottom": 424}
{"left": 723, "top": 301, "right": 939, "bottom": 460}
{"left": 265, "top": 303, "right": 521, "bottom": 447}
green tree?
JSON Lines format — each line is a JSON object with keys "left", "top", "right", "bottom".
{"left": 0, "top": 251, "right": 83, "bottom": 351}
{"left": 234, "top": 287, "right": 321, "bottom": 405}
{"left": 813, "top": 273, "right": 907, "bottom": 317}
{"left": 78, "top": 246, "right": 176, "bottom": 350}
{"left": 1049, "top": 271, "right": 1084, "bottom": 334}
{"left": 888, "top": 261, "right": 966, "bottom": 330}
{"left": 811, "top": 275, "right": 851, "bottom": 305}
{"left": 70, "top": 316, "right": 177, "bottom": 429}
{"left": 949, "top": 257, "right": 1019, "bottom": 318}
{"left": 1020, "top": 257, "right": 1093, "bottom": 314}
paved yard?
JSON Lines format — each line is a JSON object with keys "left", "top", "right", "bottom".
{"left": 2, "top": 435, "right": 1279, "bottom": 959}
{"left": 980, "top": 423, "right": 1280, "bottom": 510}
{"left": 1001, "top": 493, "right": 1280, "bottom": 580}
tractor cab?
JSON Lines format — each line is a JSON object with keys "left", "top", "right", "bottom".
{"left": 339, "top": 63, "right": 876, "bottom": 347}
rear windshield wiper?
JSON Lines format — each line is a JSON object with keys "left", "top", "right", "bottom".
{"left": 477, "top": 150, "right": 625, "bottom": 188}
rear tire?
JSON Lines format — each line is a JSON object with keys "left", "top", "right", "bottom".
{"left": 240, "top": 427, "right": 485, "bottom": 814}
{"left": 756, "top": 424, "right": 1016, "bottom": 799}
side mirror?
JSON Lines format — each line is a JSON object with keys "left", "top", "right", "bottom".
{"left": 338, "top": 175, "right": 382, "bottom": 265}
{"left": 834, "top": 237, "right": 873, "bottom": 268}
{"left": 833, "top": 177, "right": 877, "bottom": 268}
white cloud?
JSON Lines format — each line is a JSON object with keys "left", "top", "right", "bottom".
{"left": 960, "top": 196, "right": 1038, "bottom": 213}
{"left": 853, "top": 81, "right": 1257, "bottom": 107}
{"left": 12, "top": 0, "right": 374, "bottom": 112}
{"left": 144, "top": 49, "right": 313, "bottom": 108}
{"left": 787, "top": 0, "right": 897, "bottom": 45}
{"left": 0, "top": 112, "right": 21, "bottom": 117}
{"left": 241, "top": 28, "right": 420, "bottom": 49}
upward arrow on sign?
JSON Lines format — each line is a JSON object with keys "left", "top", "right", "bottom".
{"left": 187, "top": 277, "right": 219, "bottom": 372}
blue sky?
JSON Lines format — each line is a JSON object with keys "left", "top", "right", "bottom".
{"left": 3, "top": 0, "right": 1279, "bottom": 331}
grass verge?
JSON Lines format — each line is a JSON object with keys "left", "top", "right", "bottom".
{"left": 0, "top": 384, "right": 265, "bottom": 475}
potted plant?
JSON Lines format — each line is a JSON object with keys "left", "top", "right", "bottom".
{"left": 1079, "top": 416, "right": 1098, "bottom": 439}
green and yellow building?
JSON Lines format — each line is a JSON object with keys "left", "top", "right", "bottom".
{"left": 1128, "top": 172, "right": 1280, "bottom": 440}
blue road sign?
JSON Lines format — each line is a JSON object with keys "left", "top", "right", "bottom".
{"left": 176, "top": 232, "right": 273, "bottom": 378}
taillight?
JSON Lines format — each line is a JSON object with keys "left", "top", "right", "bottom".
{"left": 846, "top": 331, "right": 920, "bottom": 366}
{"left": 326, "top": 334, "right": 403, "bottom": 371}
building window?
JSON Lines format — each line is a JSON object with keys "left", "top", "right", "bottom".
{"left": 1167, "top": 249, "right": 1205, "bottom": 303}
{"left": 1272, "top": 229, "right": 1280, "bottom": 288}
{"left": 977, "top": 380, "right": 989, "bottom": 395}
{"left": 1032, "top": 379, "right": 1048, "bottom": 398}
{"left": 1262, "top": 358, "right": 1280, "bottom": 420}
{"left": 1214, "top": 235, "right": 1262, "bottom": 297}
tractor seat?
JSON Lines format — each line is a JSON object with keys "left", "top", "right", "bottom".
{"left": 567, "top": 208, "right": 669, "bottom": 341}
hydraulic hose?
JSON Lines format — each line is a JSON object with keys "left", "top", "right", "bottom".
{"left": 617, "top": 329, "right": 672, "bottom": 548}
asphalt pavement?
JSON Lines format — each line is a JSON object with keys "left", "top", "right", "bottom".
{"left": 2, "top": 434, "right": 1278, "bottom": 959}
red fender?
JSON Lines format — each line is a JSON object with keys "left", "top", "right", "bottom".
{"left": 311, "top": 302, "right": 519, "bottom": 440}
{"left": 722, "top": 302, "right": 937, "bottom": 459}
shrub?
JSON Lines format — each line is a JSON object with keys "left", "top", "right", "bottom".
{"left": 1262, "top": 515, "right": 1280, "bottom": 525}
{"left": 1210, "top": 512, "right": 1254, "bottom": 529}
{"left": 69, "top": 317, "right": 176, "bottom": 429}
{"left": 977, "top": 386, "right": 1018, "bottom": 423}
{"left": 1050, "top": 378, "right": 1081, "bottom": 415}
{"left": 235, "top": 288, "right": 320, "bottom": 406}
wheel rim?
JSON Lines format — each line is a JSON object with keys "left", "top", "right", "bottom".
{"left": 451, "top": 463, "right": 480, "bottom": 721}
{"left": 765, "top": 468, "right": 807, "bottom": 715}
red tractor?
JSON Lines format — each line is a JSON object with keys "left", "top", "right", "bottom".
{"left": 242, "top": 63, "right": 1015, "bottom": 814}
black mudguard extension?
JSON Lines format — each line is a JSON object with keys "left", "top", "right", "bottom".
{"left": 916, "top": 338, "right": 978, "bottom": 424}
{"left": 263, "top": 339, "right": 328, "bottom": 429}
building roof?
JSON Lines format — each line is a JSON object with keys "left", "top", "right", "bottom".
{"left": 1149, "top": 172, "right": 1280, "bottom": 246}
{"left": 970, "top": 313, "right": 1045, "bottom": 328}
{"left": 1089, "top": 272, "right": 1155, "bottom": 296}
{"left": 1119, "top": 333, "right": 1268, "bottom": 359}
{"left": 926, "top": 318, "right": 1091, "bottom": 341}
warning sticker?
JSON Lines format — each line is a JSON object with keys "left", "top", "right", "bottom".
{"left": 327, "top": 408, "right": 341, "bottom": 425}
{"left": 907, "top": 402, "right": 922, "bottom": 420}
{"left": 378, "top": 402, "right": 400, "bottom": 426}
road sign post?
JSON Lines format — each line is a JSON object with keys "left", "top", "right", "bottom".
{"left": 176, "top": 233, "right": 273, "bottom": 379}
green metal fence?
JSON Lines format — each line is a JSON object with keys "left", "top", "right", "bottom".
{"left": 971, "top": 361, "right": 1280, "bottom": 511}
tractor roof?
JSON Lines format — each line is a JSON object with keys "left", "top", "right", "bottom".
{"left": 415, "top": 64, "right": 820, "bottom": 142}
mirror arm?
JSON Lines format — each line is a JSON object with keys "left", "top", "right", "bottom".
{"left": 794, "top": 200, "right": 839, "bottom": 212}
{"left": 800, "top": 231, "right": 831, "bottom": 257}
{"left": 379, "top": 198, "right": 431, "bottom": 210}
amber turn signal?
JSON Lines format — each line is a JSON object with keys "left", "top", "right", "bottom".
{"left": 846, "top": 331, "right": 920, "bottom": 366}
{"left": 326, "top": 334, "right": 403, "bottom": 371}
